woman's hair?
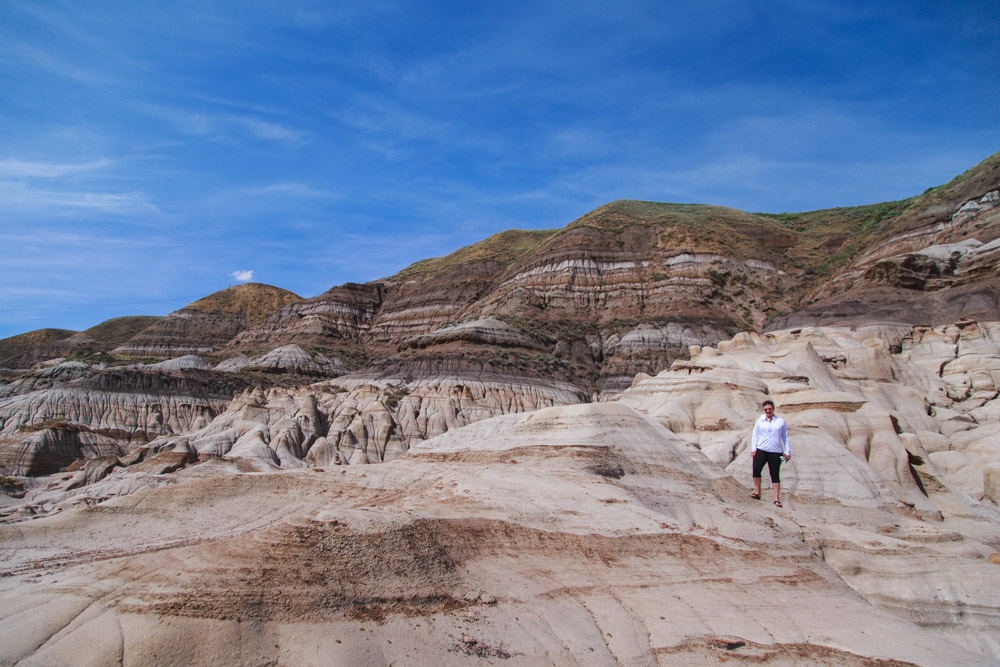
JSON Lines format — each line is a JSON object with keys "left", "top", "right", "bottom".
{"left": 762, "top": 400, "right": 775, "bottom": 408}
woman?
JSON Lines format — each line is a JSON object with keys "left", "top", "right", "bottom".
{"left": 750, "top": 399, "right": 790, "bottom": 507}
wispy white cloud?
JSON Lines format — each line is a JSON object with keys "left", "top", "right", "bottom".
{"left": 0, "top": 158, "right": 111, "bottom": 178}
{"left": 229, "top": 269, "right": 254, "bottom": 282}
{"left": 0, "top": 227, "right": 164, "bottom": 250}
{"left": 135, "top": 103, "right": 303, "bottom": 144}
{"left": 329, "top": 95, "right": 451, "bottom": 141}
{"left": 0, "top": 181, "right": 161, "bottom": 217}
{"left": 0, "top": 40, "right": 121, "bottom": 87}
{"left": 235, "top": 116, "right": 303, "bottom": 143}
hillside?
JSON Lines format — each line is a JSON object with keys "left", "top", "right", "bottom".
{"left": 0, "top": 328, "right": 76, "bottom": 365}
{"left": 73, "top": 316, "right": 162, "bottom": 349}
{"left": 113, "top": 283, "right": 302, "bottom": 357}
{"left": 0, "top": 317, "right": 162, "bottom": 378}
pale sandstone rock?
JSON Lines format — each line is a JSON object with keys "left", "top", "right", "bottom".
{"left": 139, "top": 355, "right": 213, "bottom": 371}
{"left": 135, "top": 375, "right": 584, "bottom": 471}
{"left": 214, "top": 344, "right": 346, "bottom": 375}
{"left": 615, "top": 324, "right": 1000, "bottom": 656}
{"left": 2, "top": 321, "right": 1000, "bottom": 661}
{"left": 0, "top": 403, "right": 994, "bottom": 665}
{"left": 986, "top": 463, "right": 1000, "bottom": 504}
{"left": 0, "top": 379, "right": 231, "bottom": 475}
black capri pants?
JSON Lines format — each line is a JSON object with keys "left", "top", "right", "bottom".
{"left": 752, "top": 450, "right": 784, "bottom": 483}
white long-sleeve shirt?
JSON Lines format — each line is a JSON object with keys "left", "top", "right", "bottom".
{"left": 752, "top": 414, "right": 790, "bottom": 456}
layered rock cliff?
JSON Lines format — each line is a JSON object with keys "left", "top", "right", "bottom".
{"left": 3, "top": 152, "right": 1000, "bottom": 484}
{"left": 774, "top": 152, "right": 1000, "bottom": 327}
{"left": 113, "top": 283, "right": 302, "bottom": 357}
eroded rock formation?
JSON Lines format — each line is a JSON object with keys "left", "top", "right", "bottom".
{"left": 2, "top": 152, "right": 1000, "bottom": 664}
{"left": 0, "top": 400, "right": 996, "bottom": 665}
{"left": 777, "top": 154, "right": 1000, "bottom": 328}
{"left": 0, "top": 364, "right": 243, "bottom": 475}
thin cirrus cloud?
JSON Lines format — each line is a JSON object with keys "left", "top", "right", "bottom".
{"left": 133, "top": 102, "right": 303, "bottom": 144}
{"left": 0, "top": 158, "right": 111, "bottom": 178}
{"left": 242, "top": 182, "right": 338, "bottom": 199}
{"left": 0, "top": 181, "right": 160, "bottom": 217}
{"left": 185, "top": 113, "right": 303, "bottom": 144}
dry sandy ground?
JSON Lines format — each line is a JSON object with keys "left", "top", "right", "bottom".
{"left": 1, "top": 403, "right": 996, "bottom": 666}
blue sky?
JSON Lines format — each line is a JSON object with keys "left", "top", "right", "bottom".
{"left": 1, "top": 0, "right": 998, "bottom": 339}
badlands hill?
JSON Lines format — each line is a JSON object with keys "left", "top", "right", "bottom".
{"left": 0, "top": 317, "right": 161, "bottom": 379}
{"left": 1, "top": 150, "right": 999, "bottom": 664}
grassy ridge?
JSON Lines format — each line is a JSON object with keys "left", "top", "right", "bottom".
{"left": 186, "top": 283, "right": 303, "bottom": 326}
{"left": 0, "top": 328, "right": 77, "bottom": 363}
{"left": 394, "top": 228, "right": 559, "bottom": 278}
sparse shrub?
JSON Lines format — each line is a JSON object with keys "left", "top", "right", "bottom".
{"left": 706, "top": 269, "right": 727, "bottom": 287}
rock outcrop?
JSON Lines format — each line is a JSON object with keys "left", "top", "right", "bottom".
{"left": 0, "top": 401, "right": 996, "bottom": 665}
{"left": 0, "top": 362, "right": 245, "bottom": 475}
{"left": 776, "top": 153, "right": 1000, "bottom": 328}
{"left": 225, "top": 282, "right": 384, "bottom": 357}
{"left": 138, "top": 374, "right": 586, "bottom": 470}
{"left": 0, "top": 317, "right": 160, "bottom": 377}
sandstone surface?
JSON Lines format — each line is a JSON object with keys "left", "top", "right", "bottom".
{"left": 2, "top": 321, "right": 999, "bottom": 664}
{"left": 1, "top": 402, "right": 996, "bottom": 666}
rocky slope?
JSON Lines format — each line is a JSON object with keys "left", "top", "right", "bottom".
{"left": 773, "top": 152, "right": 1000, "bottom": 328}
{"left": 0, "top": 317, "right": 160, "bottom": 378}
{"left": 0, "top": 363, "right": 246, "bottom": 475}
{"left": 113, "top": 283, "right": 302, "bottom": 357}
{"left": 0, "top": 398, "right": 997, "bottom": 665}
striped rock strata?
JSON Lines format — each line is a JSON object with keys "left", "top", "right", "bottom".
{"left": 779, "top": 154, "right": 1000, "bottom": 328}
{"left": 113, "top": 283, "right": 301, "bottom": 357}
{"left": 0, "top": 364, "right": 243, "bottom": 475}
{"left": 145, "top": 375, "right": 585, "bottom": 469}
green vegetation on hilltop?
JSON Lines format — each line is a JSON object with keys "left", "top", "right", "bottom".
{"left": 757, "top": 197, "right": 916, "bottom": 275}
{"left": 569, "top": 200, "right": 767, "bottom": 233}
{"left": 567, "top": 200, "right": 798, "bottom": 262}
{"left": 187, "top": 283, "right": 303, "bottom": 325}
{"left": 394, "top": 228, "right": 559, "bottom": 279}
{"left": 75, "top": 316, "right": 162, "bottom": 348}
{"left": 927, "top": 149, "right": 1000, "bottom": 196}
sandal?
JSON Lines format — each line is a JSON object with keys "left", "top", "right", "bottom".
{"left": 773, "top": 500, "right": 782, "bottom": 508}
{"left": 750, "top": 493, "right": 761, "bottom": 500}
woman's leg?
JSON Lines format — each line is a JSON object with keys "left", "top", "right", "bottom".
{"left": 751, "top": 451, "right": 767, "bottom": 497}
{"left": 766, "top": 453, "right": 782, "bottom": 503}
